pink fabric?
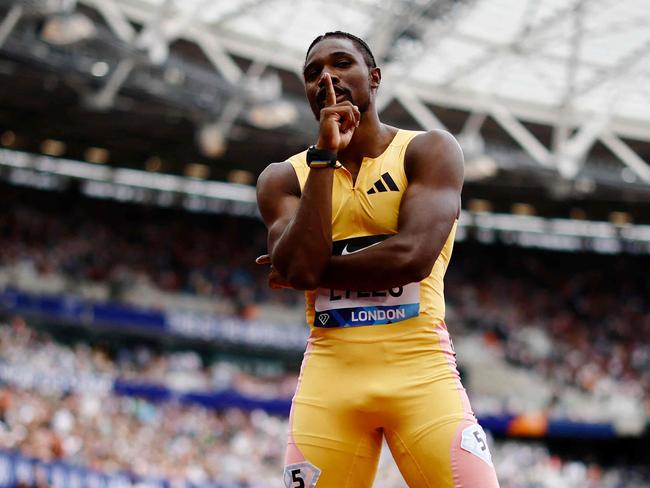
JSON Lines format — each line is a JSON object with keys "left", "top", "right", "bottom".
{"left": 284, "top": 338, "right": 314, "bottom": 465}
{"left": 450, "top": 420, "right": 500, "bottom": 488}
{"left": 434, "top": 324, "right": 473, "bottom": 416}
{"left": 437, "top": 324, "right": 500, "bottom": 487}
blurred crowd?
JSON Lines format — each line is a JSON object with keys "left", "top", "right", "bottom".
{"left": 1, "top": 185, "right": 650, "bottom": 486}
{"left": 1, "top": 185, "right": 648, "bottom": 415}
{"left": 1, "top": 378, "right": 648, "bottom": 487}
{"left": 0, "top": 184, "right": 298, "bottom": 315}
{"left": 0, "top": 386, "right": 286, "bottom": 487}
{"left": 0, "top": 318, "right": 296, "bottom": 401}
{"left": 446, "top": 244, "right": 650, "bottom": 418}
{"left": 490, "top": 441, "right": 649, "bottom": 488}
{"left": 7, "top": 381, "right": 649, "bottom": 488}
{"left": 0, "top": 319, "right": 288, "bottom": 486}
{"left": 1, "top": 321, "right": 650, "bottom": 487}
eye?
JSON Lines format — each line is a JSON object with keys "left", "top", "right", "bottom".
{"left": 304, "top": 66, "right": 320, "bottom": 81}
{"left": 336, "top": 60, "right": 351, "bottom": 68}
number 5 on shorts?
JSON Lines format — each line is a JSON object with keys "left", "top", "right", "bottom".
{"left": 291, "top": 469, "right": 305, "bottom": 488}
{"left": 283, "top": 462, "right": 321, "bottom": 488}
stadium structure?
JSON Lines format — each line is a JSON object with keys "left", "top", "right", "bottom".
{"left": 0, "top": 0, "right": 649, "bottom": 487}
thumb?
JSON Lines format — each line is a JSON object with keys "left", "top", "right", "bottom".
{"left": 255, "top": 254, "right": 271, "bottom": 265}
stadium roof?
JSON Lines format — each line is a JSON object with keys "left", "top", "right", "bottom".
{"left": 1, "top": 0, "right": 650, "bottom": 203}
{"left": 89, "top": 0, "right": 650, "bottom": 180}
{"left": 121, "top": 0, "right": 650, "bottom": 128}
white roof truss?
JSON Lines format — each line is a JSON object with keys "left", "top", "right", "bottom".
{"left": 74, "top": 0, "right": 650, "bottom": 184}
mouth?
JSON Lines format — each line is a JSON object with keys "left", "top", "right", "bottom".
{"left": 317, "top": 87, "right": 351, "bottom": 108}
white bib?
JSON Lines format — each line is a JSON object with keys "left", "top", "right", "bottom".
{"left": 313, "top": 235, "right": 420, "bottom": 328}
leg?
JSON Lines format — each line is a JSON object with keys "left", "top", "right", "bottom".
{"left": 283, "top": 342, "right": 382, "bottom": 488}
{"left": 386, "top": 416, "right": 499, "bottom": 488}
{"left": 384, "top": 326, "right": 500, "bottom": 487}
{"left": 284, "top": 408, "right": 382, "bottom": 488}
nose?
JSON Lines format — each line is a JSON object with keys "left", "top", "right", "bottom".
{"left": 317, "top": 69, "right": 340, "bottom": 87}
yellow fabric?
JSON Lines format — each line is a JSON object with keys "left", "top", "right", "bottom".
{"left": 288, "top": 129, "right": 457, "bottom": 335}
{"left": 282, "top": 130, "right": 500, "bottom": 487}
{"left": 285, "top": 325, "right": 500, "bottom": 488}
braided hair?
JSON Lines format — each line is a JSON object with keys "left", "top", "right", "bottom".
{"left": 305, "top": 31, "right": 377, "bottom": 69}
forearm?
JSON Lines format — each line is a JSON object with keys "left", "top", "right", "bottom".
{"left": 319, "top": 235, "right": 430, "bottom": 290}
{"left": 271, "top": 168, "right": 334, "bottom": 289}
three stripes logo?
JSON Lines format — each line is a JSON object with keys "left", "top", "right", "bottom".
{"left": 367, "top": 172, "right": 399, "bottom": 194}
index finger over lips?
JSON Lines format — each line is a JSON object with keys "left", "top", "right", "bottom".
{"left": 324, "top": 73, "right": 337, "bottom": 107}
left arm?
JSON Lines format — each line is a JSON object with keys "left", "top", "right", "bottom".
{"left": 317, "top": 129, "right": 463, "bottom": 290}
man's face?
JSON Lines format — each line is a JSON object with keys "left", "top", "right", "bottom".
{"left": 303, "top": 37, "right": 378, "bottom": 120}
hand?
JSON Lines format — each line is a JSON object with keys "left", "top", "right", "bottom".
{"left": 317, "top": 73, "right": 360, "bottom": 152}
{"left": 255, "top": 254, "right": 293, "bottom": 289}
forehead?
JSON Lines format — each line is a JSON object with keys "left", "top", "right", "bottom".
{"left": 305, "top": 37, "right": 363, "bottom": 64}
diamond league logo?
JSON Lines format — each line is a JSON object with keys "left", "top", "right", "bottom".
{"left": 318, "top": 313, "right": 329, "bottom": 325}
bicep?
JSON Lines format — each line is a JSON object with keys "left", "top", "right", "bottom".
{"left": 397, "top": 131, "right": 464, "bottom": 261}
{"left": 397, "top": 182, "right": 460, "bottom": 247}
{"left": 256, "top": 162, "right": 301, "bottom": 253}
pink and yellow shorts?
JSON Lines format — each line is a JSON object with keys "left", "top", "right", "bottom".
{"left": 283, "top": 321, "right": 500, "bottom": 488}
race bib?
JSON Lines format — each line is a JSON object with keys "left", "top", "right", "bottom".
{"left": 313, "top": 235, "right": 420, "bottom": 328}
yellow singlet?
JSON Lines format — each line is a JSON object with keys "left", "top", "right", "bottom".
{"left": 288, "top": 129, "right": 456, "bottom": 333}
{"left": 282, "top": 129, "right": 500, "bottom": 488}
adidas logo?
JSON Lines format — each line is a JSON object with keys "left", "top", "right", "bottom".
{"left": 367, "top": 172, "right": 399, "bottom": 194}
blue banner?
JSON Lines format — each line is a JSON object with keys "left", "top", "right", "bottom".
{"left": 0, "top": 288, "right": 307, "bottom": 351}
{"left": 0, "top": 450, "right": 247, "bottom": 488}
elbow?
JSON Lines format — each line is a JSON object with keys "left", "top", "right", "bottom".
{"left": 286, "top": 272, "right": 320, "bottom": 291}
{"left": 405, "top": 263, "right": 431, "bottom": 283}
{"left": 402, "top": 250, "right": 435, "bottom": 283}
{"left": 274, "top": 257, "right": 322, "bottom": 291}
{"left": 288, "top": 276, "right": 318, "bottom": 291}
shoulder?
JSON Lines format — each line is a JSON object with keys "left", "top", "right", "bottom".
{"left": 404, "top": 129, "right": 464, "bottom": 182}
{"left": 256, "top": 161, "right": 301, "bottom": 198}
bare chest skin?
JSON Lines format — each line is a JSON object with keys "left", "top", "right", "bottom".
{"left": 338, "top": 126, "right": 399, "bottom": 186}
{"left": 342, "top": 161, "right": 362, "bottom": 186}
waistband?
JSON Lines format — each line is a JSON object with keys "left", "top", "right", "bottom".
{"left": 308, "top": 316, "right": 448, "bottom": 344}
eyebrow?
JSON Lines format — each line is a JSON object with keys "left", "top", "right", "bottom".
{"left": 303, "top": 51, "right": 355, "bottom": 75}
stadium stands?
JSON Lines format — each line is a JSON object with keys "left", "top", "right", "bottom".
{"left": 1, "top": 184, "right": 648, "bottom": 423}
{"left": 1, "top": 320, "right": 649, "bottom": 488}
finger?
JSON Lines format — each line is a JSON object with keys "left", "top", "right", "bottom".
{"left": 321, "top": 103, "right": 357, "bottom": 133}
{"left": 340, "top": 106, "right": 358, "bottom": 133}
{"left": 340, "top": 115, "right": 353, "bottom": 134}
{"left": 255, "top": 254, "right": 271, "bottom": 265}
{"left": 349, "top": 106, "right": 360, "bottom": 130}
{"left": 324, "top": 73, "right": 336, "bottom": 107}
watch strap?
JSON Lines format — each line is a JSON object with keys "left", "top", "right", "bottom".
{"left": 306, "top": 145, "right": 339, "bottom": 168}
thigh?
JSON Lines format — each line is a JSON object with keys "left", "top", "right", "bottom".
{"left": 384, "top": 327, "right": 500, "bottom": 487}
{"left": 386, "top": 416, "right": 500, "bottom": 488}
{"left": 284, "top": 402, "right": 382, "bottom": 488}
{"left": 284, "top": 345, "right": 382, "bottom": 488}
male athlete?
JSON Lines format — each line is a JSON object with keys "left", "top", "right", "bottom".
{"left": 256, "top": 31, "right": 500, "bottom": 488}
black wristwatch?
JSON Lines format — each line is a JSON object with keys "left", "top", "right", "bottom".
{"left": 306, "top": 145, "right": 340, "bottom": 168}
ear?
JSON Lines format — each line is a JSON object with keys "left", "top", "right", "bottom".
{"left": 370, "top": 67, "right": 381, "bottom": 90}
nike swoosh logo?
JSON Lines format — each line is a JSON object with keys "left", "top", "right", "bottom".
{"left": 341, "top": 241, "right": 382, "bottom": 256}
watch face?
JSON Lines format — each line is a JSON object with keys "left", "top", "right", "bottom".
{"left": 307, "top": 146, "right": 337, "bottom": 166}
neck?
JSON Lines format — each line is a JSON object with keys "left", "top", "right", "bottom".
{"left": 338, "top": 107, "right": 396, "bottom": 170}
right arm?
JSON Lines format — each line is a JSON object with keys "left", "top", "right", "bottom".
{"left": 256, "top": 161, "right": 334, "bottom": 290}
{"left": 256, "top": 73, "right": 360, "bottom": 290}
